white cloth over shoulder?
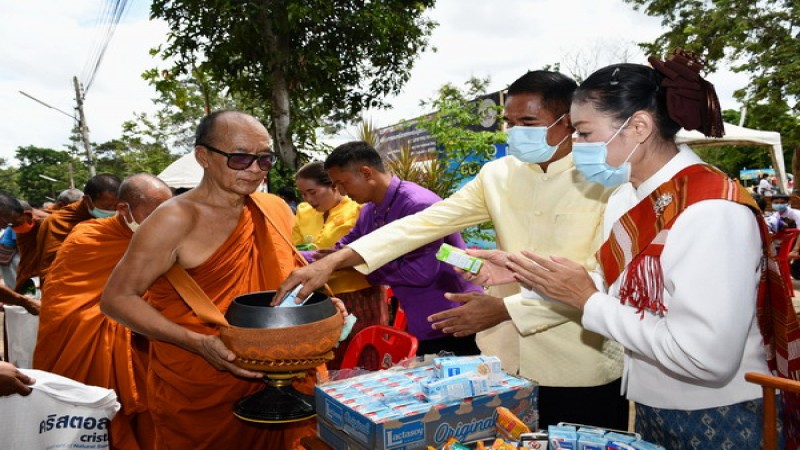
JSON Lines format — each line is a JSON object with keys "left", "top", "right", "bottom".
{"left": 0, "top": 369, "right": 120, "bottom": 449}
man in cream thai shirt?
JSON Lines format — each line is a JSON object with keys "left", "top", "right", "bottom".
{"left": 278, "top": 71, "right": 626, "bottom": 429}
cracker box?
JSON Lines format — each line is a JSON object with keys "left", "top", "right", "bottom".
{"left": 315, "top": 367, "right": 537, "bottom": 450}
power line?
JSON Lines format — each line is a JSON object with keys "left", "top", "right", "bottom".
{"left": 18, "top": 91, "right": 77, "bottom": 121}
{"left": 80, "top": 0, "right": 131, "bottom": 95}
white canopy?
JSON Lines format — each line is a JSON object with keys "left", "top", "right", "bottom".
{"left": 675, "top": 122, "right": 787, "bottom": 193}
{"left": 158, "top": 151, "right": 204, "bottom": 189}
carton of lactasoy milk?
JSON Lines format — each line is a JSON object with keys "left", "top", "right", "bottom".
{"left": 433, "top": 355, "right": 503, "bottom": 385}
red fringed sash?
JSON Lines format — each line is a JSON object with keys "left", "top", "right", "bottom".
{"left": 597, "top": 164, "right": 800, "bottom": 383}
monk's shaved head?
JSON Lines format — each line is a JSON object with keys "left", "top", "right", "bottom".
{"left": 194, "top": 110, "right": 271, "bottom": 148}
{"left": 57, "top": 189, "right": 84, "bottom": 207}
{"left": 118, "top": 174, "right": 173, "bottom": 223}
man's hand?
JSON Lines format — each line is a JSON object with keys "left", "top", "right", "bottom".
{"left": 507, "top": 250, "right": 597, "bottom": 310}
{"left": 428, "top": 293, "right": 511, "bottom": 337}
{"left": 275, "top": 247, "right": 366, "bottom": 305}
{"left": 456, "top": 249, "right": 516, "bottom": 286}
{"left": 310, "top": 248, "right": 337, "bottom": 261}
{"left": 273, "top": 259, "right": 337, "bottom": 306}
{"left": 23, "top": 297, "right": 41, "bottom": 316}
{"left": 0, "top": 286, "right": 41, "bottom": 315}
{"left": 0, "top": 361, "right": 35, "bottom": 396}
{"left": 276, "top": 247, "right": 368, "bottom": 305}
{"left": 195, "top": 334, "right": 264, "bottom": 379}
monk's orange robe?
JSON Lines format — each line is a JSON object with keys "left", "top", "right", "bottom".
{"left": 145, "top": 193, "right": 316, "bottom": 450}
{"left": 14, "top": 219, "right": 43, "bottom": 292}
{"left": 35, "top": 199, "right": 92, "bottom": 284}
{"left": 34, "top": 216, "right": 151, "bottom": 450}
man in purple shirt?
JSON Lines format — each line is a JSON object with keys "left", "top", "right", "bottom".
{"left": 323, "top": 141, "right": 482, "bottom": 356}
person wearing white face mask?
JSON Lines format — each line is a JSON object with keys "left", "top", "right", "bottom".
{"left": 34, "top": 173, "right": 172, "bottom": 450}
{"left": 275, "top": 71, "right": 629, "bottom": 430}
{"left": 505, "top": 52, "right": 800, "bottom": 449}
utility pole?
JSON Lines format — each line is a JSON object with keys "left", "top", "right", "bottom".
{"left": 73, "top": 76, "right": 96, "bottom": 177}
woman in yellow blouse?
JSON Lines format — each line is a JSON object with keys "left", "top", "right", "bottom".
{"left": 293, "top": 161, "right": 388, "bottom": 369}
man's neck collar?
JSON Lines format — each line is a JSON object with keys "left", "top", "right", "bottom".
{"left": 371, "top": 174, "right": 398, "bottom": 206}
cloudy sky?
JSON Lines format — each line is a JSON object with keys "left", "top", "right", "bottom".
{"left": 0, "top": 0, "right": 749, "bottom": 164}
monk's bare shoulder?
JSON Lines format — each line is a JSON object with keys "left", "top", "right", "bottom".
{"left": 137, "top": 192, "right": 244, "bottom": 269}
{"left": 143, "top": 196, "right": 201, "bottom": 236}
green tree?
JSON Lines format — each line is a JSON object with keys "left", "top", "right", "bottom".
{"left": 124, "top": 68, "right": 305, "bottom": 192}
{"left": 0, "top": 158, "right": 19, "bottom": 197}
{"left": 125, "top": 67, "right": 246, "bottom": 154}
{"left": 93, "top": 138, "right": 177, "bottom": 178}
{"left": 415, "top": 77, "right": 506, "bottom": 197}
{"left": 15, "top": 146, "right": 73, "bottom": 206}
{"left": 623, "top": 0, "right": 800, "bottom": 193}
{"left": 624, "top": 0, "right": 799, "bottom": 105}
{"left": 383, "top": 77, "right": 506, "bottom": 244}
{"left": 150, "top": 0, "right": 437, "bottom": 169}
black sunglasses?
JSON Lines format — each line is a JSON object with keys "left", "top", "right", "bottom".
{"left": 197, "top": 142, "right": 277, "bottom": 171}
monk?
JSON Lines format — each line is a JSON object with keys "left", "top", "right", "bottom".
{"left": 34, "top": 174, "right": 172, "bottom": 450}
{"left": 35, "top": 173, "right": 120, "bottom": 285}
{"left": 53, "top": 188, "right": 84, "bottom": 210}
{"left": 0, "top": 194, "right": 48, "bottom": 293}
{"left": 0, "top": 195, "right": 46, "bottom": 362}
{"left": 101, "top": 110, "right": 326, "bottom": 449}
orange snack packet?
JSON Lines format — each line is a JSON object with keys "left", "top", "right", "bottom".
{"left": 494, "top": 406, "right": 531, "bottom": 441}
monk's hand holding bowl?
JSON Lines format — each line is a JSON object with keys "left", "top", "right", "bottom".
{"left": 330, "top": 297, "right": 349, "bottom": 317}
{"left": 196, "top": 334, "right": 264, "bottom": 379}
{"left": 507, "top": 250, "right": 598, "bottom": 311}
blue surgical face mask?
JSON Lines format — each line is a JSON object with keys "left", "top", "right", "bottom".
{"left": 91, "top": 207, "right": 116, "bottom": 219}
{"left": 773, "top": 203, "right": 789, "bottom": 213}
{"left": 572, "top": 117, "right": 640, "bottom": 187}
{"left": 506, "top": 114, "right": 568, "bottom": 163}
{"left": 86, "top": 196, "right": 116, "bottom": 219}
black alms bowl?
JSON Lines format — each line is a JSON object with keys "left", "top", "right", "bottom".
{"left": 224, "top": 290, "right": 336, "bottom": 329}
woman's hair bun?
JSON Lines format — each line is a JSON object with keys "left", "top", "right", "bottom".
{"left": 648, "top": 48, "right": 725, "bottom": 138}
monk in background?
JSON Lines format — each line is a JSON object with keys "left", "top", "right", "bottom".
{"left": 35, "top": 173, "right": 120, "bottom": 285}
{"left": 0, "top": 194, "right": 49, "bottom": 293}
{"left": 102, "top": 110, "right": 320, "bottom": 449}
{"left": 0, "top": 195, "right": 46, "bottom": 363}
{"left": 53, "top": 188, "right": 84, "bottom": 211}
{"left": 34, "top": 174, "right": 172, "bottom": 450}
